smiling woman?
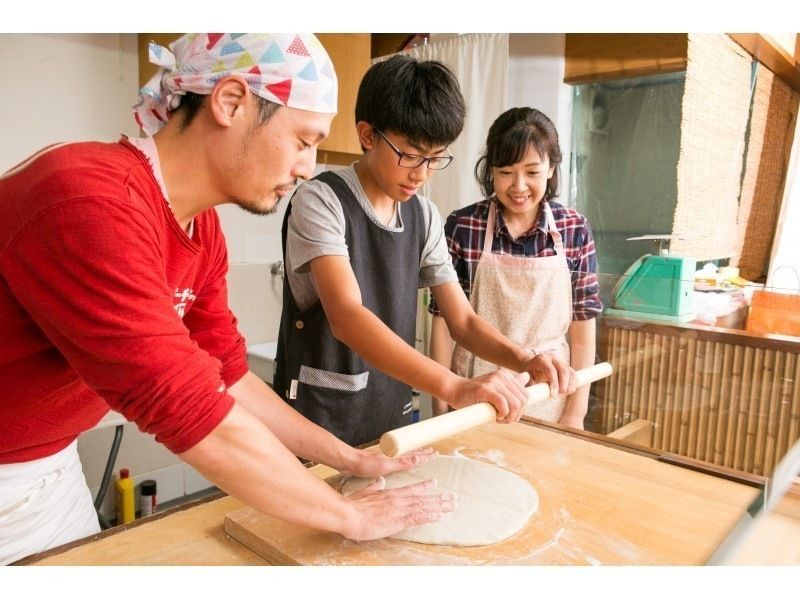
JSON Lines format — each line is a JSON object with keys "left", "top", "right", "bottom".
{"left": 429, "top": 107, "right": 602, "bottom": 428}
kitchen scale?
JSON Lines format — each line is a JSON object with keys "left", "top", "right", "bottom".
{"left": 604, "top": 234, "right": 696, "bottom": 323}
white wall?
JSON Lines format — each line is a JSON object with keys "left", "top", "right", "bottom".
{"left": 220, "top": 199, "right": 286, "bottom": 346}
{"left": 0, "top": 34, "right": 140, "bottom": 171}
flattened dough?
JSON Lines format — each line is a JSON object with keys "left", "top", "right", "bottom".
{"left": 340, "top": 455, "right": 538, "bottom": 547}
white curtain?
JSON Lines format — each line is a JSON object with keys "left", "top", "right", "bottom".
{"left": 766, "top": 106, "right": 800, "bottom": 293}
{"left": 402, "top": 33, "right": 509, "bottom": 217}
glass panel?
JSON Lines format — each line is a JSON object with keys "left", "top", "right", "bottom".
{"left": 565, "top": 67, "right": 799, "bottom": 562}
{"left": 569, "top": 72, "right": 685, "bottom": 310}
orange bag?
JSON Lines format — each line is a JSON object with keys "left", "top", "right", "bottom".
{"left": 746, "top": 289, "right": 800, "bottom": 337}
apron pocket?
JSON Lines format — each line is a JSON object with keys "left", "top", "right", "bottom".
{"left": 292, "top": 367, "right": 371, "bottom": 444}
{"left": 297, "top": 366, "right": 369, "bottom": 393}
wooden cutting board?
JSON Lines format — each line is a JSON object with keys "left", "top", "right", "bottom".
{"left": 224, "top": 422, "right": 760, "bottom": 565}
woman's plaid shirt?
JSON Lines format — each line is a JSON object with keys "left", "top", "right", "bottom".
{"left": 428, "top": 198, "right": 603, "bottom": 320}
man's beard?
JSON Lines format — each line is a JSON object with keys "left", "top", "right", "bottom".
{"left": 236, "top": 193, "right": 284, "bottom": 216}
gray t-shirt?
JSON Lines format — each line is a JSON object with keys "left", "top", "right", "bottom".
{"left": 286, "top": 164, "right": 457, "bottom": 310}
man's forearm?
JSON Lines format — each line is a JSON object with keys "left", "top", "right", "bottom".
{"left": 178, "top": 402, "right": 355, "bottom": 535}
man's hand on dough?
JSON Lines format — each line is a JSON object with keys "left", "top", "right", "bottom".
{"left": 340, "top": 477, "right": 457, "bottom": 541}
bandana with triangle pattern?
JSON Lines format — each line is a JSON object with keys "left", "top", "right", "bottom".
{"left": 133, "top": 33, "right": 338, "bottom": 135}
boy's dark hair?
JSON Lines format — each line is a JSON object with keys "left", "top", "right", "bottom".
{"left": 175, "top": 91, "right": 280, "bottom": 130}
{"left": 475, "top": 107, "right": 562, "bottom": 202}
{"left": 355, "top": 54, "right": 466, "bottom": 149}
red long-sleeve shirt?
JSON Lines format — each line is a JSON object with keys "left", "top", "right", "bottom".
{"left": 0, "top": 140, "right": 248, "bottom": 463}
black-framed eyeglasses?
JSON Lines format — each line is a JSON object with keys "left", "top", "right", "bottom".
{"left": 374, "top": 129, "right": 454, "bottom": 170}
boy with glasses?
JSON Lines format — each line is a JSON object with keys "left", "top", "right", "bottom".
{"left": 275, "top": 54, "right": 576, "bottom": 448}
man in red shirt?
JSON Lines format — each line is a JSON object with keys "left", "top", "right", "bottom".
{"left": 0, "top": 33, "right": 457, "bottom": 564}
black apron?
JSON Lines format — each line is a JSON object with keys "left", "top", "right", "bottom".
{"left": 273, "top": 171, "right": 425, "bottom": 447}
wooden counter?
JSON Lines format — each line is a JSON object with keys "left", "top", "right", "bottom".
{"left": 19, "top": 420, "right": 795, "bottom": 566}
{"left": 17, "top": 493, "right": 264, "bottom": 565}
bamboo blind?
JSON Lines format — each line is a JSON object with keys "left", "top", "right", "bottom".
{"left": 734, "top": 65, "right": 800, "bottom": 281}
{"left": 599, "top": 318, "right": 800, "bottom": 477}
{"left": 671, "top": 34, "right": 753, "bottom": 261}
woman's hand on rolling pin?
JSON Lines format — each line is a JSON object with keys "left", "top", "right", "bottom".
{"left": 340, "top": 477, "right": 457, "bottom": 541}
{"left": 523, "top": 353, "right": 576, "bottom": 397}
{"left": 339, "top": 447, "right": 439, "bottom": 479}
{"left": 444, "top": 370, "right": 530, "bottom": 423}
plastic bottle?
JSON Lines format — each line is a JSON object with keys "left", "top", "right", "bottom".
{"left": 139, "top": 479, "right": 157, "bottom": 517}
{"left": 115, "top": 468, "right": 135, "bottom": 525}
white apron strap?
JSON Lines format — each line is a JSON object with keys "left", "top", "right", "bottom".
{"left": 543, "top": 202, "right": 564, "bottom": 255}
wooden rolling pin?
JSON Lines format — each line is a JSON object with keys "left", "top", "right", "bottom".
{"left": 379, "top": 361, "right": 614, "bottom": 457}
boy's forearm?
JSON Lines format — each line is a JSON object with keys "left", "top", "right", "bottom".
{"left": 447, "top": 311, "right": 531, "bottom": 372}
{"left": 329, "top": 303, "right": 459, "bottom": 401}
{"left": 433, "top": 284, "right": 529, "bottom": 371}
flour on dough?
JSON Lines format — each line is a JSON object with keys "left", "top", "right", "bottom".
{"left": 340, "top": 455, "right": 538, "bottom": 547}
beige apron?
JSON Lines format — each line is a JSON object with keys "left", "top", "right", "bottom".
{"left": 452, "top": 200, "right": 573, "bottom": 421}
